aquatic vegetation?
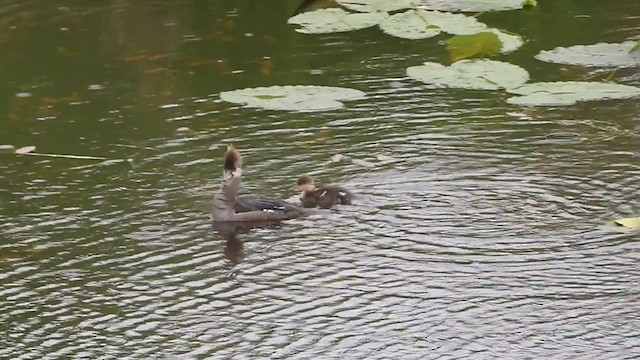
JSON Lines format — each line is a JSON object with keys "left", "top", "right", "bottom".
{"left": 506, "top": 81, "right": 640, "bottom": 106}
{"left": 219, "top": 85, "right": 366, "bottom": 111}
{"left": 287, "top": 8, "right": 388, "bottom": 34}
{"left": 536, "top": 41, "right": 640, "bottom": 68}
{"left": 610, "top": 217, "right": 640, "bottom": 229}
{"left": 406, "top": 59, "right": 530, "bottom": 90}
{"left": 418, "top": 0, "right": 537, "bottom": 12}
{"left": 336, "top": 0, "right": 418, "bottom": 13}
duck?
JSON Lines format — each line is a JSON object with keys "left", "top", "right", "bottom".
{"left": 295, "top": 175, "right": 353, "bottom": 209}
{"left": 211, "top": 146, "right": 306, "bottom": 222}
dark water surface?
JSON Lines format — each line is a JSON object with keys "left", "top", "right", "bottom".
{"left": 1, "top": 0, "right": 639, "bottom": 358}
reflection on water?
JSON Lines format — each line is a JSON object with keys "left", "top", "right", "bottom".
{"left": 214, "top": 221, "right": 291, "bottom": 265}
{"left": 1, "top": 0, "right": 640, "bottom": 359}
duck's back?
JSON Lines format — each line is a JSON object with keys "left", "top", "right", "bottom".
{"left": 313, "top": 185, "right": 353, "bottom": 209}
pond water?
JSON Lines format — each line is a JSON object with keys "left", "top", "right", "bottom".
{"left": 1, "top": 0, "right": 639, "bottom": 358}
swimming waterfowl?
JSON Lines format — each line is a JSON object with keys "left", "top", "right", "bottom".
{"left": 296, "top": 175, "right": 353, "bottom": 209}
{"left": 211, "top": 146, "right": 306, "bottom": 222}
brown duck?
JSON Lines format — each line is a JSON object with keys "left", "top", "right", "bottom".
{"left": 295, "top": 175, "right": 353, "bottom": 209}
{"left": 211, "top": 146, "right": 306, "bottom": 222}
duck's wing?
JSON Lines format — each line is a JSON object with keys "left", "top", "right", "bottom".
{"left": 336, "top": 187, "right": 354, "bottom": 205}
{"left": 317, "top": 186, "right": 354, "bottom": 208}
{"left": 235, "top": 195, "right": 306, "bottom": 214}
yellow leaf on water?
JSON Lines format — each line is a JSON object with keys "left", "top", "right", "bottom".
{"left": 613, "top": 217, "right": 640, "bottom": 229}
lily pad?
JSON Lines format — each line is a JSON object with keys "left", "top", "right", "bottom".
{"left": 418, "top": 0, "right": 536, "bottom": 12}
{"left": 219, "top": 85, "right": 366, "bottom": 112}
{"left": 506, "top": 81, "right": 640, "bottom": 106}
{"left": 536, "top": 41, "right": 640, "bottom": 68}
{"left": 489, "top": 28, "right": 524, "bottom": 53}
{"left": 336, "top": 0, "right": 419, "bottom": 13}
{"left": 287, "top": 8, "right": 388, "bottom": 34}
{"left": 407, "top": 59, "right": 529, "bottom": 90}
{"left": 446, "top": 32, "right": 502, "bottom": 61}
{"left": 380, "top": 9, "right": 488, "bottom": 39}
{"left": 612, "top": 217, "right": 640, "bottom": 229}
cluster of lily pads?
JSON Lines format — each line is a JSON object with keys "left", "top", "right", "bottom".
{"left": 219, "top": 0, "right": 640, "bottom": 110}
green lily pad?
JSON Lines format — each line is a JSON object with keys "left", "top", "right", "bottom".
{"left": 287, "top": 8, "right": 388, "bottom": 34}
{"left": 536, "top": 41, "right": 640, "bottom": 68}
{"left": 407, "top": 59, "right": 529, "bottom": 90}
{"left": 446, "top": 32, "right": 502, "bottom": 61}
{"left": 506, "top": 81, "right": 640, "bottom": 106}
{"left": 380, "top": 9, "right": 488, "bottom": 39}
{"left": 219, "top": 85, "right": 366, "bottom": 112}
{"left": 336, "top": 0, "right": 419, "bottom": 12}
{"left": 611, "top": 217, "right": 640, "bottom": 229}
{"left": 418, "top": 0, "right": 536, "bottom": 12}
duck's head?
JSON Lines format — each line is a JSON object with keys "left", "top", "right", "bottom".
{"left": 223, "top": 145, "right": 243, "bottom": 181}
{"left": 296, "top": 175, "right": 316, "bottom": 192}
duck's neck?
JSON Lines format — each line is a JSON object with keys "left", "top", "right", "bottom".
{"left": 221, "top": 176, "right": 241, "bottom": 201}
{"left": 212, "top": 176, "right": 241, "bottom": 221}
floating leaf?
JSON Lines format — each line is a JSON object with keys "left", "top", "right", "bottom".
{"left": 536, "top": 41, "right": 640, "bottom": 68}
{"left": 407, "top": 59, "right": 529, "bottom": 90}
{"left": 337, "top": 0, "right": 419, "bottom": 13}
{"left": 351, "top": 158, "right": 376, "bottom": 167}
{"left": 287, "top": 8, "right": 388, "bottom": 34}
{"left": 489, "top": 28, "right": 524, "bottom": 53}
{"left": 506, "top": 81, "right": 640, "bottom": 106}
{"left": 220, "top": 85, "right": 366, "bottom": 112}
{"left": 612, "top": 217, "right": 640, "bottom": 229}
{"left": 380, "top": 9, "right": 488, "bottom": 39}
{"left": 418, "top": 0, "right": 536, "bottom": 12}
{"left": 330, "top": 154, "right": 346, "bottom": 162}
{"left": 630, "top": 41, "right": 640, "bottom": 54}
{"left": 15, "top": 146, "right": 36, "bottom": 154}
{"left": 322, "top": 153, "right": 347, "bottom": 166}
{"left": 379, "top": 10, "right": 441, "bottom": 39}
{"left": 446, "top": 32, "right": 502, "bottom": 61}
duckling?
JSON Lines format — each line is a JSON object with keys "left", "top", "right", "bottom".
{"left": 211, "top": 146, "right": 306, "bottom": 222}
{"left": 296, "top": 175, "right": 353, "bottom": 209}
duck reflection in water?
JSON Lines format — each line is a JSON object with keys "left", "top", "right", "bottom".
{"left": 213, "top": 221, "right": 286, "bottom": 265}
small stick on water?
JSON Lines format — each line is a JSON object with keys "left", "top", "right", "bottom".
{"left": 112, "top": 143, "right": 160, "bottom": 151}
{"left": 68, "top": 158, "right": 130, "bottom": 170}
{"left": 20, "top": 152, "right": 108, "bottom": 160}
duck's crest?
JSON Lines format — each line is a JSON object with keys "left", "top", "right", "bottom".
{"left": 224, "top": 145, "right": 241, "bottom": 171}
